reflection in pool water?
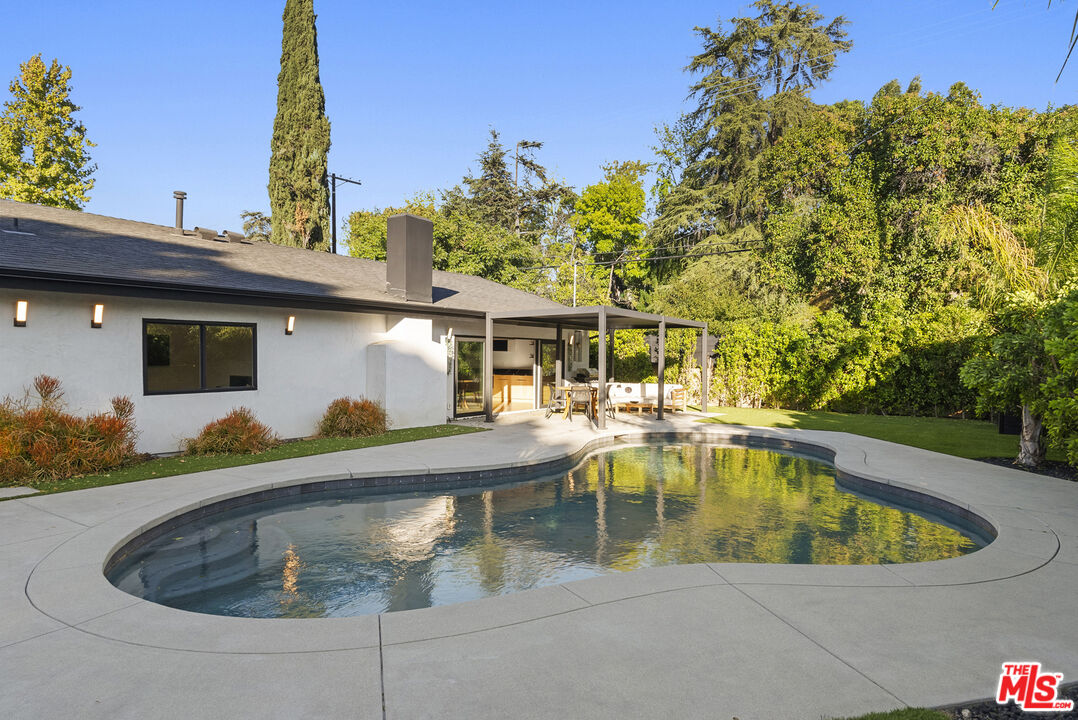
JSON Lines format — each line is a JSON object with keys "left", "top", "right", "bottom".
{"left": 107, "top": 443, "right": 985, "bottom": 618}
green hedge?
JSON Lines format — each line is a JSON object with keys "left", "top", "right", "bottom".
{"left": 708, "top": 305, "right": 986, "bottom": 416}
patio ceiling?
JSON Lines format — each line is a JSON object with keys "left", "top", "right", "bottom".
{"left": 487, "top": 305, "right": 706, "bottom": 331}
{"left": 483, "top": 305, "right": 710, "bottom": 428}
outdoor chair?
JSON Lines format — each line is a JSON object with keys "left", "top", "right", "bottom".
{"left": 567, "top": 384, "right": 593, "bottom": 422}
{"left": 544, "top": 385, "right": 567, "bottom": 419}
{"left": 669, "top": 387, "right": 686, "bottom": 412}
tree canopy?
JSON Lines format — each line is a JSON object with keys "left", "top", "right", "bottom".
{"left": 651, "top": 0, "right": 851, "bottom": 257}
{"left": 0, "top": 55, "right": 95, "bottom": 209}
{"left": 342, "top": 6, "right": 1078, "bottom": 467}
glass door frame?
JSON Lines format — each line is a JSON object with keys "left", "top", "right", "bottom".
{"left": 452, "top": 336, "right": 485, "bottom": 418}
{"left": 536, "top": 339, "right": 559, "bottom": 409}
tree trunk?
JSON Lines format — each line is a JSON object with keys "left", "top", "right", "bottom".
{"left": 1017, "top": 403, "right": 1045, "bottom": 468}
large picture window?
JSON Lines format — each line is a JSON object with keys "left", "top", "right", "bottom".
{"left": 144, "top": 320, "right": 256, "bottom": 394}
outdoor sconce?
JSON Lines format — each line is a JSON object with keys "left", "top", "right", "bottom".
{"left": 14, "top": 300, "right": 27, "bottom": 327}
{"left": 91, "top": 304, "right": 104, "bottom": 328}
{"left": 446, "top": 327, "right": 454, "bottom": 342}
{"left": 285, "top": 316, "right": 295, "bottom": 335}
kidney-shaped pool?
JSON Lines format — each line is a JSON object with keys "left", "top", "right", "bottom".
{"left": 106, "top": 442, "right": 988, "bottom": 618}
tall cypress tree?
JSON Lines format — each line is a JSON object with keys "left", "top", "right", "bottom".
{"left": 268, "top": 0, "right": 331, "bottom": 250}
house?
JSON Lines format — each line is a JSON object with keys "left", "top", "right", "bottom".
{"left": 0, "top": 197, "right": 592, "bottom": 454}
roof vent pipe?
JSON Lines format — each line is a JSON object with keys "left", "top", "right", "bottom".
{"left": 173, "top": 191, "right": 187, "bottom": 230}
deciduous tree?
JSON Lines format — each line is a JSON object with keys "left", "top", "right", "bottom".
{"left": 573, "top": 161, "right": 649, "bottom": 305}
{"left": 0, "top": 55, "right": 95, "bottom": 209}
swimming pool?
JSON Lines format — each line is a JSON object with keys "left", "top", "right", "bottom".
{"left": 106, "top": 442, "right": 986, "bottom": 618}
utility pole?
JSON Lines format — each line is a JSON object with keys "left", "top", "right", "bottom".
{"left": 329, "top": 172, "right": 362, "bottom": 254}
{"left": 572, "top": 228, "right": 578, "bottom": 308}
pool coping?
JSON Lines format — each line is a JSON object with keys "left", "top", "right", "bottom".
{"left": 20, "top": 419, "right": 1067, "bottom": 656}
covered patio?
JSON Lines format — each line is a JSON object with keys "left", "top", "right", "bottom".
{"left": 482, "top": 306, "right": 710, "bottom": 428}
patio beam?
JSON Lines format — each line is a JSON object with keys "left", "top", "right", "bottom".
{"left": 486, "top": 305, "right": 705, "bottom": 330}
{"left": 657, "top": 317, "right": 666, "bottom": 420}
{"left": 483, "top": 313, "right": 494, "bottom": 421}
{"left": 597, "top": 306, "right": 607, "bottom": 429}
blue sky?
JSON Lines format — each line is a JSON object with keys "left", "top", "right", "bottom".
{"left": 2, "top": 1, "right": 1074, "bottom": 243}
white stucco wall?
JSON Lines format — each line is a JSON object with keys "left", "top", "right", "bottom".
{"left": 0, "top": 290, "right": 453, "bottom": 454}
{"left": 369, "top": 316, "right": 449, "bottom": 429}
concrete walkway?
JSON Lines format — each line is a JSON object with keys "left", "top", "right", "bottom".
{"left": 1, "top": 413, "right": 1075, "bottom": 720}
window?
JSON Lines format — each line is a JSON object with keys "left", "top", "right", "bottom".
{"left": 144, "top": 320, "right": 256, "bottom": 394}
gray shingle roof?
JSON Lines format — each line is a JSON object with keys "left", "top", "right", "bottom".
{"left": 0, "top": 199, "right": 563, "bottom": 317}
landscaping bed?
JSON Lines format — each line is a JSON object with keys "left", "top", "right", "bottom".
{"left": 1, "top": 424, "right": 485, "bottom": 497}
{"left": 975, "top": 456, "right": 1077, "bottom": 482}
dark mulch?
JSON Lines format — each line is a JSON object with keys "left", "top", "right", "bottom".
{"left": 975, "top": 457, "right": 1077, "bottom": 482}
{"left": 938, "top": 683, "right": 1077, "bottom": 719}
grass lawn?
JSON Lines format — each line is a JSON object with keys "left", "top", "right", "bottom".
{"left": 693, "top": 405, "right": 1067, "bottom": 462}
{"left": 834, "top": 710, "right": 948, "bottom": 720}
{"left": 9, "top": 424, "right": 485, "bottom": 497}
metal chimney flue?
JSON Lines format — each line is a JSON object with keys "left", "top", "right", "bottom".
{"left": 173, "top": 191, "right": 187, "bottom": 230}
{"left": 386, "top": 214, "right": 433, "bottom": 303}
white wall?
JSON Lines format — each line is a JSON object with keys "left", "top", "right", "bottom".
{"left": 0, "top": 290, "right": 454, "bottom": 454}
{"left": 372, "top": 316, "right": 449, "bottom": 429}
{"left": 493, "top": 338, "right": 534, "bottom": 370}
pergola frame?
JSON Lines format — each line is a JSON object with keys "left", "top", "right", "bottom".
{"left": 483, "top": 306, "right": 709, "bottom": 428}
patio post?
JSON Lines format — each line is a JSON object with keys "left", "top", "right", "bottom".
{"left": 597, "top": 306, "right": 607, "bottom": 429}
{"left": 657, "top": 317, "right": 666, "bottom": 420}
{"left": 701, "top": 322, "right": 709, "bottom": 414}
{"left": 608, "top": 328, "right": 615, "bottom": 380}
{"left": 555, "top": 323, "right": 563, "bottom": 385}
{"left": 483, "top": 314, "right": 494, "bottom": 421}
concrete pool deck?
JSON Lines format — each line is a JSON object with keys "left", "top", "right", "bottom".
{"left": 1, "top": 412, "right": 1076, "bottom": 719}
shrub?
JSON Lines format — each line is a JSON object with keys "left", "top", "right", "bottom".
{"left": 318, "top": 397, "right": 388, "bottom": 438}
{"left": 0, "top": 375, "right": 139, "bottom": 483}
{"left": 1032, "top": 291, "right": 1078, "bottom": 465}
{"left": 706, "top": 305, "right": 985, "bottom": 417}
{"left": 183, "top": 408, "right": 279, "bottom": 456}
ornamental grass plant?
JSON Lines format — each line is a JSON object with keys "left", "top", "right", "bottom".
{"left": 318, "top": 397, "right": 388, "bottom": 438}
{"left": 183, "top": 407, "right": 279, "bottom": 456}
{"left": 0, "top": 375, "right": 139, "bottom": 483}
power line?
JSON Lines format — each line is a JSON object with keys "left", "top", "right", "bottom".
{"left": 562, "top": 97, "right": 926, "bottom": 268}
{"left": 640, "top": 94, "right": 931, "bottom": 259}
{"left": 691, "top": 53, "right": 843, "bottom": 99}
{"left": 522, "top": 241, "right": 764, "bottom": 272}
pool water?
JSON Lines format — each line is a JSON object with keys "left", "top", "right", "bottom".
{"left": 107, "top": 443, "right": 985, "bottom": 618}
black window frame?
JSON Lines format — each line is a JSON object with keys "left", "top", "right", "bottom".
{"left": 142, "top": 319, "right": 258, "bottom": 396}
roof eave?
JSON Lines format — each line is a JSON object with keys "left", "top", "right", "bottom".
{"left": 0, "top": 268, "right": 490, "bottom": 321}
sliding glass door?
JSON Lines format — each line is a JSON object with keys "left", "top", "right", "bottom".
{"left": 538, "top": 340, "right": 558, "bottom": 406}
{"left": 454, "top": 339, "right": 484, "bottom": 416}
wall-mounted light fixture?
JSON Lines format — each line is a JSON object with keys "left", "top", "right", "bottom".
{"left": 91, "top": 304, "right": 104, "bottom": 328}
{"left": 285, "top": 316, "right": 295, "bottom": 335}
{"left": 14, "top": 300, "right": 28, "bottom": 327}
{"left": 446, "top": 327, "right": 454, "bottom": 342}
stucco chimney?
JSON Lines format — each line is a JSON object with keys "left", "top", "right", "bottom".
{"left": 385, "top": 214, "right": 433, "bottom": 303}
